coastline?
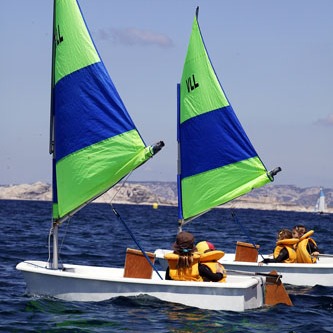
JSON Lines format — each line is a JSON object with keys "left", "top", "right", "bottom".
{"left": 0, "top": 181, "right": 331, "bottom": 214}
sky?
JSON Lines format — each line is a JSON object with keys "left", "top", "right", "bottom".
{"left": 1, "top": 0, "right": 332, "bottom": 188}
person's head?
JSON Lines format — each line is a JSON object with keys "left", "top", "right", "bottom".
{"left": 173, "top": 231, "right": 195, "bottom": 253}
{"left": 277, "top": 229, "right": 293, "bottom": 241}
{"left": 292, "top": 225, "right": 306, "bottom": 238}
{"left": 173, "top": 231, "right": 196, "bottom": 269}
{"left": 196, "top": 241, "right": 216, "bottom": 254}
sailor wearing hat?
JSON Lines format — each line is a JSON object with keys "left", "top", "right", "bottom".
{"left": 196, "top": 241, "right": 227, "bottom": 282}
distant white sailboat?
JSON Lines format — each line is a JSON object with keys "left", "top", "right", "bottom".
{"left": 314, "top": 188, "right": 326, "bottom": 214}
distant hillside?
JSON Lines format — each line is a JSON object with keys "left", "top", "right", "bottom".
{"left": 0, "top": 181, "right": 332, "bottom": 213}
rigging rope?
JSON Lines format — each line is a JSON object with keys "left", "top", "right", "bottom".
{"left": 58, "top": 217, "right": 71, "bottom": 264}
{"left": 231, "top": 209, "right": 265, "bottom": 261}
{"left": 107, "top": 173, "right": 163, "bottom": 280}
{"left": 111, "top": 206, "right": 163, "bottom": 280}
{"left": 47, "top": 224, "right": 53, "bottom": 264}
{"left": 48, "top": 216, "right": 71, "bottom": 266}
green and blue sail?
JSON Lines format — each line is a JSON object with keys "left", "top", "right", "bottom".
{"left": 51, "top": 0, "right": 160, "bottom": 222}
{"left": 178, "top": 8, "right": 276, "bottom": 222}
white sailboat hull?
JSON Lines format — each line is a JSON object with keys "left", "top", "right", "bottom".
{"left": 16, "top": 260, "right": 266, "bottom": 312}
{"left": 220, "top": 253, "right": 333, "bottom": 287}
{"left": 155, "top": 250, "right": 333, "bottom": 287}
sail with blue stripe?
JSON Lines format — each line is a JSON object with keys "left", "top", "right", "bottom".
{"left": 51, "top": 0, "right": 163, "bottom": 223}
{"left": 178, "top": 7, "right": 279, "bottom": 222}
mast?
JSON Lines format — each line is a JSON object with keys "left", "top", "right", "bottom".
{"left": 176, "top": 83, "right": 183, "bottom": 232}
{"left": 49, "top": 0, "right": 56, "bottom": 155}
{"left": 50, "top": 0, "right": 58, "bottom": 269}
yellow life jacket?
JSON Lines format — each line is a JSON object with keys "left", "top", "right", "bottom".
{"left": 164, "top": 253, "right": 202, "bottom": 281}
{"left": 199, "top": 250, "right": 226, "bottom": 283}
{"left": 296, "top": 230, "right": 318, "bottom": 263}
{"left": 299, "top": 230, "right": 314, "bottom": 241}
{"left": 274, "top": 238, "right": 298, "bottom": 263}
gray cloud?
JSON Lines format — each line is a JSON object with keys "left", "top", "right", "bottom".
{"left": 96, "top": 27, "right": 174, "bottom": 48}
{"left": 314, "top": 113, "right": 333, "bottom": 126}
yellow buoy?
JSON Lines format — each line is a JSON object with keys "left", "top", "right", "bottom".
{"left": 152, "top": 202, "right": 158, "bottom": 209}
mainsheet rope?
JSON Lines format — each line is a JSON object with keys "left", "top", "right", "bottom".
{"left": 231, "top": 209, "right": 265, "bottom": 261}
{"left": 108, "top": 174, "right": 163, "bottom": 280}
{"left": 111, "top": 205, "right": 163, "bottom": 280}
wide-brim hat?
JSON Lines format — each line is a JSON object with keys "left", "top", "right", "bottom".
{"left": 173, "top": 231, "right": 195, "bottom": 252}
{"left": 196, "top": 241, "right": 215, "bottom": 254}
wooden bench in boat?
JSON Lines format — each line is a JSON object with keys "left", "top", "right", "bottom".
{"left": 123, "top": 248, "right": 156, "bottom": 279}
{"left": 235, "top": 241, "right": 260, "bottom": 262}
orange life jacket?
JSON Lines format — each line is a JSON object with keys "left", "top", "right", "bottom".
{"left": 199, "top": 250, "right": 226, "bottom": 282}
{"left": 295, "top": 230, "right": 318, "bottom": 263}
{"left": 274, "top": 238, "right": 298, "bottom": 263}
{"left": 164, "top": 253, "right": 202, "bottom": 281}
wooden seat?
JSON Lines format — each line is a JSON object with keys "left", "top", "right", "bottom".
{"left": 123, "top": 248, "right": 155, "bottom": 279}
{"left": 235, "top": 241, "right": 260, "bottom": 262}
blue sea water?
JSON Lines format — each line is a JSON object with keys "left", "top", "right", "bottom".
{"left": 1, "top": 199, "right": 332, "bottom": 333}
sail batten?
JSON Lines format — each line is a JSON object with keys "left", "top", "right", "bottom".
{"left": 178, "top": 7, "right": 275, "bottom": 222}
